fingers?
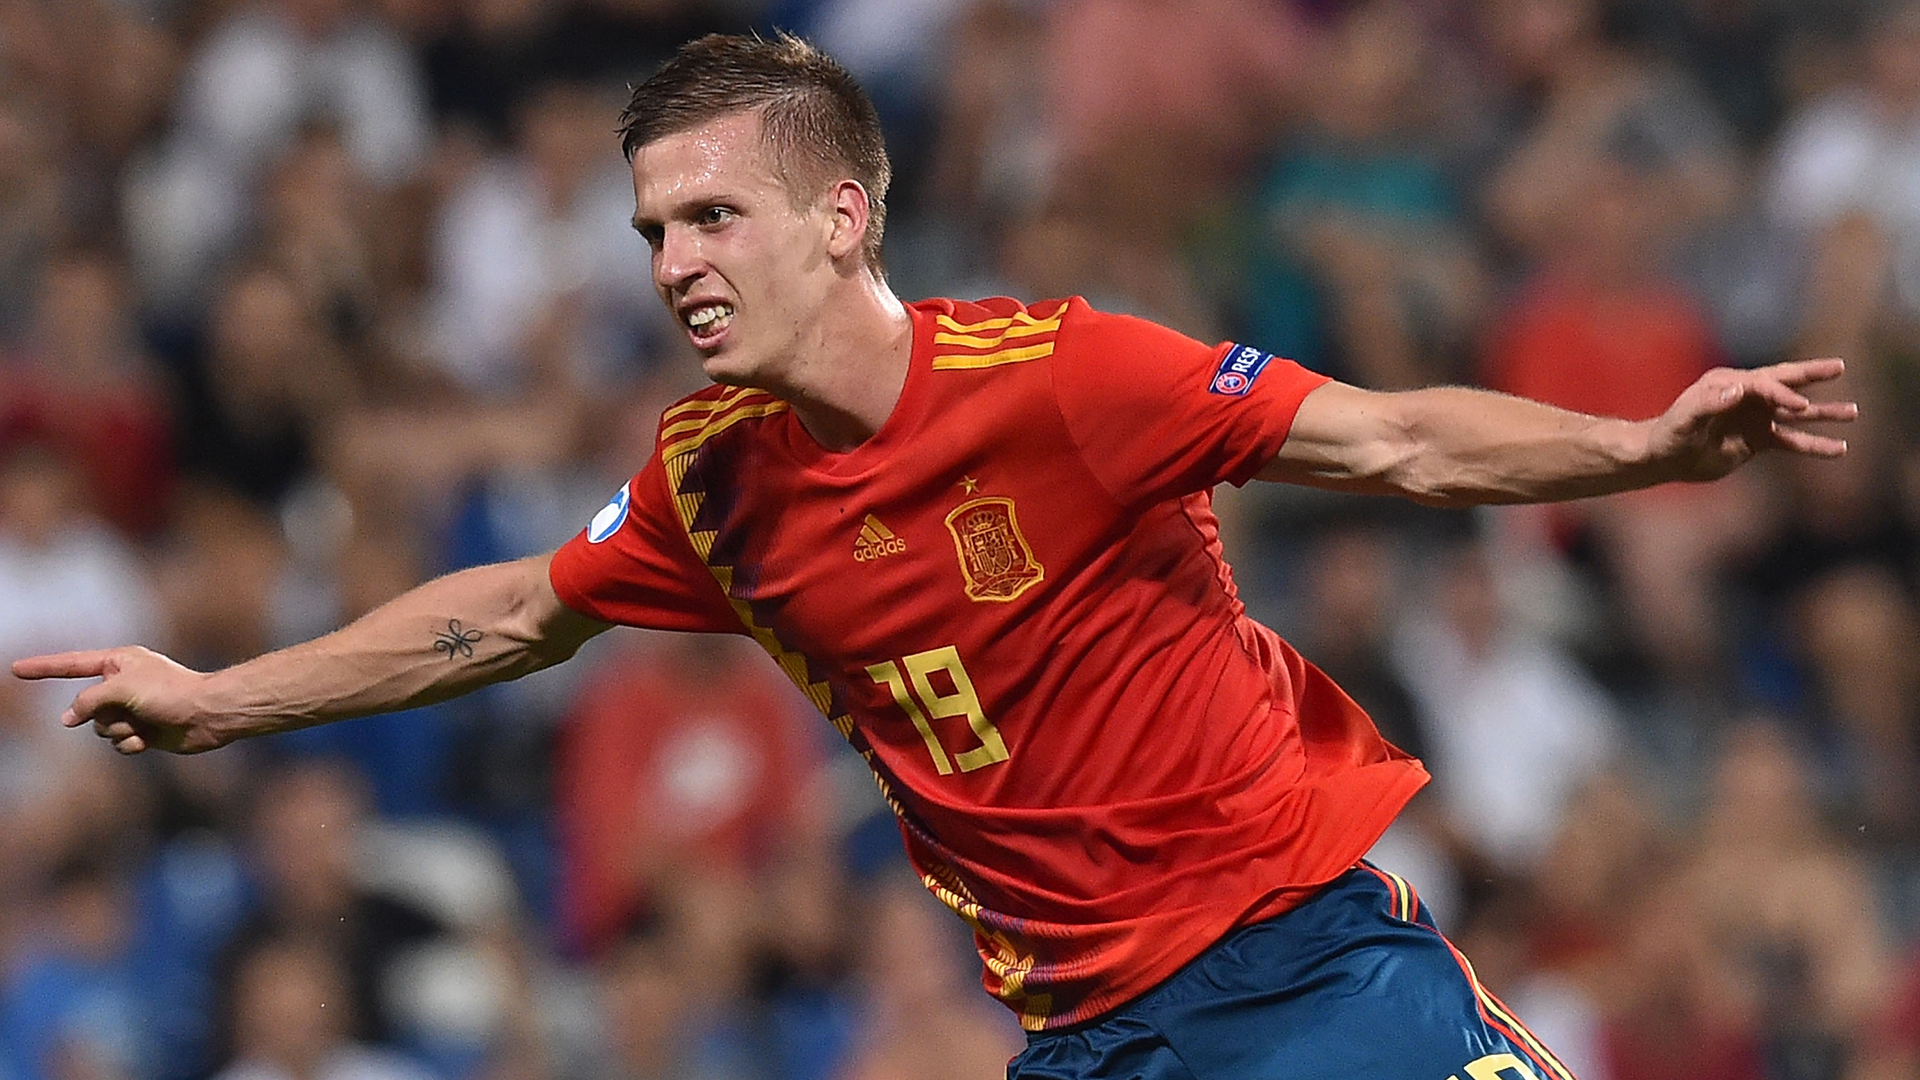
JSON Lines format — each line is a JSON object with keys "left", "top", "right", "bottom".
{"left": 1711, "top": 366, "right": 1858, "bottom": 427}
{"left": 16, "top": 647, "right": 169, "bottom": 755}
{"left": 1763, "top": 357, "right": 1846, "bottom": 387}
{"left": 1738, "top": 373, "right": 1812, "bottom": 413}
{"left": 1770, "top": 421, "right": 1849, "bottom": 458}
{"left": 11, "top": 649, "right": 117, "bottom": 681}
{"left": 90, "top": 709, "right": 150, "bottom": 754}
{"left": 1774, "top": 400, "right": 1859, "bottom": 424}
{"left": 69, "top": 681, "right": 126, "bottom": 726}
{"left": 92, "top": 713, "right": 138, "bottom": 740}
{"left": 1746, "top": 360, "right": 1858, "bottom": 456}
{"left": 1680, "top": 362, "right": 1857, "bottom": 467}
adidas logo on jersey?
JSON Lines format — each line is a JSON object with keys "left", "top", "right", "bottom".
{"left": 854, "top": 515, "right": 907, "bottom": 562}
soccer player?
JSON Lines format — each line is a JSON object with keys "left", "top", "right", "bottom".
{"left": 16, "top": 34, "right": 1854, "bottom": 1080}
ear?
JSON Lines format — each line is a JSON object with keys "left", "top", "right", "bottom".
{"left": 824, "top": 179, "right": 871, "bottom": 262}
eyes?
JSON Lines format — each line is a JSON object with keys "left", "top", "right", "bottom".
{"left": 635, "top": 205, "right": 738, "bottom": 251}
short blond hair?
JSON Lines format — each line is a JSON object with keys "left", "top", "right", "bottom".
{"left": 618, "top": 33, "right": 892, "bottom": 268}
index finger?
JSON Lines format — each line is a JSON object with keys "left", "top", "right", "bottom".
{"left": 12, "top": 650, "right": 116, "bottom": 681}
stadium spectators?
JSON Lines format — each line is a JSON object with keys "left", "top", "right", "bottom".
{"left": 1390, "top": 537, "right": 1621, "bottom": 875}
{"left": 211, "top": 935, "right": 439, "bottom": 1080}
{"left": 555, "top": 633, "right": 824, "bottom": 955}
{"left": 4, "top": 250, "right": 177, "bottom": 538}
{"left": 1658, "top": 724, "right": 1893, "bottom": 1080}
{"left": 0, "top": 854, "right": 149, "bottom": 1080}
{"left": 0, "top": 446, "right": 160, "bottom": 712}
{"left": 836, "top": 877, "right": 1024, "bottom": 1080}
{"left": 1766, "top": 1, "right": 1920, "bottom": 329}
{"left": 0, "top": 93, "right": 63, "bottom": 342}
{"left": 0, "top": 1, "right": 1914, "bottom": 1077}
{"left": 426, "top": 78, "right": 664, "bottom": 396}
{"left": 1793, "top": 563, "right": 1920, "bottom": 846}
{"left": 1238, "top": 0, "right": 1486, "bottom": 388}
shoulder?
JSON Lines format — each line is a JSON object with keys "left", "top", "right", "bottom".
{"left": 915, "top": 295, "right": 1077, "bottom": 321}
{"left": 917, "top": 294, "right": 1121, "bottom": 329}
{"left": 917, "top": 295, "right": 1177, "bottom": 372}
{"left": 914, "top": 296, "right": 1071, "bottom": 370}
{"left": 654, "top": 384, "right": 789, "bottom": 462}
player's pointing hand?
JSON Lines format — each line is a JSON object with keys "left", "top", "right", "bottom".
{"left": 11, "top": 647, "right": 222, "bottom": 755}
{"left": 1649, "top": 358, "right": 1858, "bottom": 482}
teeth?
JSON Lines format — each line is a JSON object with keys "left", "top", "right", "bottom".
{"left": 686, "top": 303, "right": 733, "bottom": 331}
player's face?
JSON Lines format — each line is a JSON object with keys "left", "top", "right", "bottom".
{"left": 630, "top": 111, "right": 839, "bottom": 387}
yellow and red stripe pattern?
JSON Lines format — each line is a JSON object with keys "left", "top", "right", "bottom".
{"left": 658, "top": 391, "right": 859, "bottom": 743}
{"left": 1363, "top": 865, "right": 1579, "bottom": 1080}
{"left": 929, "top": 301, "right": 1067, "bottom": 371}
{"left": 1451, "top": 950, "right": 1577, "bottom": 1080}
{"left": 918, "top": 860, "right": 1055, "bottom": 1029}
{"left": 657, "top": 384, "right": 1057, "bottom": 1029}
{"left": 658, "top": 386, "right": 790, "bottom": 461}
{"left": 1371, "top": 863, "right": 1417, "bottom": 922}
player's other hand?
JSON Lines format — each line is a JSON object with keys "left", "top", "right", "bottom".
{"left": 1649, "top": 358, "right": 1857, "bottom": 482}
{"left": 11, "top": 647, "right": 223, "bottom": 755}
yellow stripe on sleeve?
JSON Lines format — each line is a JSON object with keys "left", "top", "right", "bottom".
{"left": 931, "top": 318, "right": 1062, "bottom": 349}
{"left": 933, "top": 307, "right": 1062, "bottom": 335}
{"left": 931, "top": 341, "right": 1056, "bottom": 370}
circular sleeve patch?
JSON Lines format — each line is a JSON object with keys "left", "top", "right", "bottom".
{"left": 586, "top": 485, "right": 631, "bottom": 544}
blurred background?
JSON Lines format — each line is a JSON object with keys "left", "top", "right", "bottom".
{"left": 1, "top": 0, "right": 1919, "bottom": 1077}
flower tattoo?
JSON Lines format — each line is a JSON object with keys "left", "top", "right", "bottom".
{"left": 432, "top": 619, "right": 483, "bottom": 660}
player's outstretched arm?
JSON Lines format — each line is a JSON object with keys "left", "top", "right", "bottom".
{"left": 1257, "top": 359, "right": 1858, "bottom": 506}
{"left": 10, "top": 552, "right": 610, "bottom": 755}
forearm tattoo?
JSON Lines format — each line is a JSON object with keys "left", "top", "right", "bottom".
{"left": 431, "top": 619, "right": 483, "bottom": 660}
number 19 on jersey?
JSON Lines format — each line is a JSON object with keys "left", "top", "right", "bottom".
{"left": 867, "top": 646, "right": 1009, "bottom": 774}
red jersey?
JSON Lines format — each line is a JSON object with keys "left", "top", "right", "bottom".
{"left": 550, "top": 296, "right": 1428, "bottom": 1029}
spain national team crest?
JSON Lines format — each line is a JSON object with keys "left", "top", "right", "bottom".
{"left": 944, "top": 497, "right": 1044, "bottom": 603}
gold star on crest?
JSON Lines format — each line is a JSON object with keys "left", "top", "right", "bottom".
{"left": 958, "top": 475, "right": 980, "bottom": 494}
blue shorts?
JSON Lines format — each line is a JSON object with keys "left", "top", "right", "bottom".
{"left": 1008, "top": 865, "right": 1576, "bottom": 1080}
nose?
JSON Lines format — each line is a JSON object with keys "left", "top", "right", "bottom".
{"left": 653, "top": 225, "right": 705, "bottom": 294}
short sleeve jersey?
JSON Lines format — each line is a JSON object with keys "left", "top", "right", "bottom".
{"left": 550, "top": 296, "right": 1429, "bottom": 1030}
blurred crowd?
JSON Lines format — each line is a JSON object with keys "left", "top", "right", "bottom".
{"left": 3, "top": 0, "right": 1920, "bottom": 1078}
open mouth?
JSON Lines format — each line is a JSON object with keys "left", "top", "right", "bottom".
{"left": 683, "top": 301, "right": 734, "bottom": 348}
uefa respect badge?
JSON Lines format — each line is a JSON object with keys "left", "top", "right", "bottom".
{"left": 1209, "top": 344, "right": 1277, "bottom": 396}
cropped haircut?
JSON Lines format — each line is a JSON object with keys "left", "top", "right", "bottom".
{"left": 618, "top": 33, "right": 892, "bottom": 268}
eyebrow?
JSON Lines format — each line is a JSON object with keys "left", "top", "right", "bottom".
{"left": 632, "top": 195, "right": 737, "bottom": 235}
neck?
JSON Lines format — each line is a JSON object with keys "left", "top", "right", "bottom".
{"left": 776, "top": 272, "right": 914, "bottom": 453}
